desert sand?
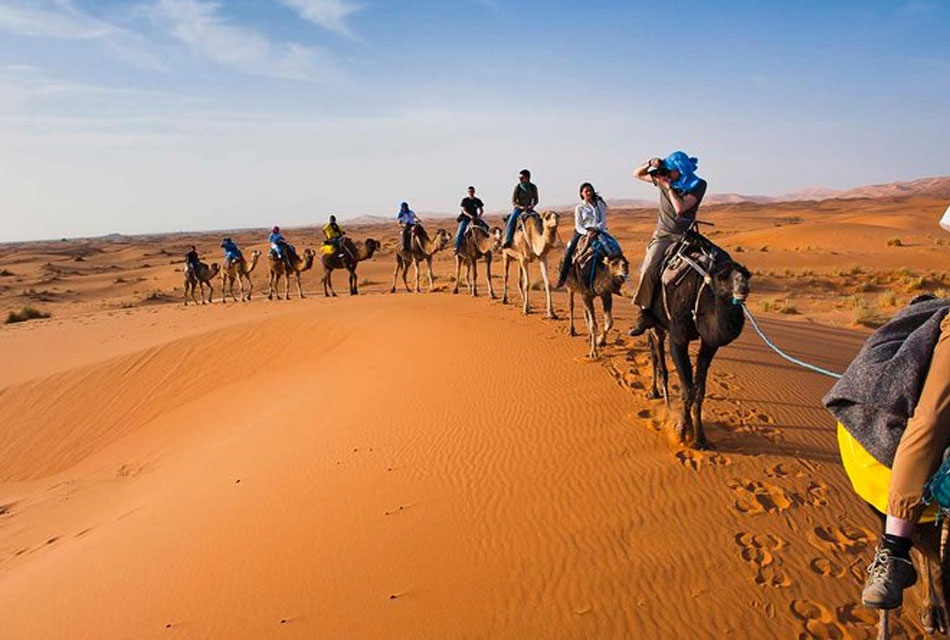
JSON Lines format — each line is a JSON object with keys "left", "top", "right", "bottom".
{"left": 1, "top": 184, "right": 949, "bottom": 638}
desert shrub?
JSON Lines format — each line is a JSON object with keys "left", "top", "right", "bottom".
{"left": 855, "top": 281, "right": 875, "bottom": 293}
{"left": 886, "top": 237, "right": 903, "bottom": 247}
{"left": 73, "top": 255, "right": 85, "bottom": 262}
{"left": 878, "top": 291, "right": 897, "bottom": 308}
{"left": 850, "top": 297, "right": 883, "bottom": 328}
{"left": 759, "top": 298, "right": 798, "bottom": 314}
{"left": 5, "top": 306, "right": 50, "bottom": 324}
{"left": 0, "top": 269, "right": 14, "bottom": 277}
{"left": 733, "top": 245, "right": 744, "bottom": 253}
{"left": 759, "top": 245, "right": 769, "bottom": 252}
{"left": 114, "top": 277, "right": 127, "bottom": 284}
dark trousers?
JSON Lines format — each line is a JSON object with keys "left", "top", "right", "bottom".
{"left": 557, "top": 231, "right": 581, "bottom": 285}
{"left": 401, "top": 224, "right": 413, "bottom": 251}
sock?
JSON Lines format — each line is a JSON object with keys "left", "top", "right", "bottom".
{"left": 882, "top": 533, "right": 913, "bottom": 560}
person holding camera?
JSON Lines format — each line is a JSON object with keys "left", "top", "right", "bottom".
{"left": 455, "top": 186, "right": 486, "bottom": 254}
{"left": 628, "top": 151, "right": 707, "bottom": 336}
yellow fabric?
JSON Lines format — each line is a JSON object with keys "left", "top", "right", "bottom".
{"left": 837, "top": 422, "right": 936, "bottom": 523}
{"left": 323, "top": 223, "right": 343, "bottom": 241}
{"left": 321, "top": 243, "right": 337, "bottom": 256}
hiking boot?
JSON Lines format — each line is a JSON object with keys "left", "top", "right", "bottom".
{"left": 628, "top": 308, "right": 656, "bottom": 337}
{"left": 862, "top": 546, "right": 917, "bottom": 610}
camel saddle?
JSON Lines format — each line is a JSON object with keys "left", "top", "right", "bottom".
{"left": 660, "top": 232, "right": 727, "bottom": 289}
{"left": 500, "top": 210, "right": 541, "bottom": 238}
{"left": 572, "top": 232, "right": 622, "bottom": 287}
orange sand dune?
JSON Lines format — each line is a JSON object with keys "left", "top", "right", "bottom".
{"left": 0, "top": 289, "right": 926, "bottom": 638}
{"left": 2, "top": 191, "right": 949, "bottom": 638}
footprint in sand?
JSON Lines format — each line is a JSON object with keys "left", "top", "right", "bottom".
{"left": 803, "top": 481, "right": 830, "bottom": 507}
{"left": 675, "top": 449, "right": 732, "bottom": 472}
{"left": 806, "top": 523, "right": 873, "bottom": 556}
{"left": 809, "top": 556, "right": 846, "bottom": 579}
{"left": 765, "top": 462, "right": 805, "bottom": 479}
{"left": 735, "top": 532, "right": 792, "bottom": 588}
{"left": 790, "top": 599, "right": 848, "bottom": 639}
{"left": 726, "top": 478, "right": 794, "bottom": 515}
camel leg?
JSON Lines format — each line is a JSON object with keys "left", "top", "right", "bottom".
{"left": 584, "top": 298, "right": 598, "bottom": 358}
{"left": 538, "top": 257, "right": 557, "bottom": 319}
{"left": 284, "top": 271, "right": 291, "bottom": 300}
{"left": 520, "top": 262, "right": 530, "bottom": 315}
{"left": 199, "top": 281, "right": 207, "bottom": 304}
{"left": 648, "top": 328, "right": 672, "bottom": 407}
{"left": 471, "top": 259, "right": 479, "bottom": 297}
{"left": 322, "top": 269, "right": 330, "bottom": 297}
{"left": 485, "top": 254, "right": 495, "bottom": 299}
{"left": 350, "top": 268, "right": 358, "bottom": 295}
{"left": 296, "top": 272, "right": 305, "bottom": 299}
{"left": 391, "top": 258, "right": 400, "bottom": 294}
{"left": 453, "top": 255, "right": 462, "bottom": 295}
{"left": 413, "top": 259, "right": 421, "bottom": 293}
{"left": 692, "top": 341, "right": 718, "bottom": 450}
{"left": 502, "top": 255, "right": 511, "bottom": 304}
{"left": 220, "top": 277, "right": 227, "bottom": 304}
{"left": 183, "top": 280, "right": 189, "bottom": 306}
{"left": 207, "top": 281, "right": 214, "bottom": 304}
{"left": 426, "top": 257, "right": 435, "bottom": 292}
{"left": 669, "top": 339, "right": 696, "bottom": 446}
{"left": 598, "top": 294, "right": 614, "bottom": 347}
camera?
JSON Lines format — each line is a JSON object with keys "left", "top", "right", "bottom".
{"left": 647, "top": 164, "right": 670, "bottom": 177}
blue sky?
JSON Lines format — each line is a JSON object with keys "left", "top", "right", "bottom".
{"left": 0, "top": 0, "right": 947, "bottom": 241}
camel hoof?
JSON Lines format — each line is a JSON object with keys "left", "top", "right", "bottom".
{"left": 547, "top": 313, "right": 558, "bottom": 320}
{"left": 693, "top": 438, "right": 712, "bottom": 451}
{"left": 390, "top": 287, "right": 396, "bottom": 294}
{"left": 569, "top": 328, "right": 577, "bottom": 337}
{"left": 647, "top": 389, "right": 662, "bottom": 400}
{"left": 452, "top": 289, "right": 458, "bottom": 295}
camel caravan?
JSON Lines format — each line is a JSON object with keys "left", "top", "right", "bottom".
{"left": 176, "top": 162, "right": 755, "bottom": 454}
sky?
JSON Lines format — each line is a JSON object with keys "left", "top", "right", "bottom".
{"left": 0, "top": 0, "right": 948, "bottom": 241}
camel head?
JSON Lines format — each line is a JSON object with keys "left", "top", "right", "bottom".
{"left": 433, "top": 229, "right": 452, "bottom": 251}
{"left": 711, "top": 261, "right": 751, "bottom": 305}
{"left": 364, "top": 238, "right": 381, "bottom": 257}
{"left": 603, "top": 254, "right": 630, "bottom": 288}
{"left": 303, "top": 248, "right": 316, "bottom": 268}
{"left": 490, "top": 227, "right": 503, "bottom": 247}
{"left": 488, "top": 226, "right": 503, "bottom": 252}
{"left": 540, "top": 210, "right": 559, "bottom": 230}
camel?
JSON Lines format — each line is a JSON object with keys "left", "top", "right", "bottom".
{"left": 644, "top": 236, "right": 751, "bottom": 449}
{"left": 267, "top": 247, "right": 316, "bottom": 300}
{"left": 320, "top": 237, "right": 380, "bottom": 296}
{"left": 390, "top": 225, "right": 451, "bottom": 293}
{"left": 563, "top": 244, "right": 630, "bottom": 358}
{"left": 183, "top": 261, "right": 220, "bottom": 305}
{"left": 220, "top": 250, "right": 261, "bottom": 303}
{"left": 453, "top": 224, "right": 501, "bottom": 298}
{"left": 499, "top": 210, "right": 560, "bottom": 318}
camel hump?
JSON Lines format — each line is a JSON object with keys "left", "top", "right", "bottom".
{"left": 521, "top": 211, "right": 542, "bottom": 235}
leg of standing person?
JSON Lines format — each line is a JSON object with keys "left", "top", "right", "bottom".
{"left": 864, "top": 313, "right": 950, "bottom": 609}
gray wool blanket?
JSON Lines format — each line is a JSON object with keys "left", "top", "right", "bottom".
{"left": 823, "top": 297, "right": 950, "bottom": 467}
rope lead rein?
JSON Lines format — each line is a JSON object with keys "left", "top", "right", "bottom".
{"left": 740, "top": 303, "right": 844, "bottom": 380}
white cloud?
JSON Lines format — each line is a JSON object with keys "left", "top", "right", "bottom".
{"left": 149, "top": 0, "right": 337, "bottom": 80}
{"left": 276, "top": 0, "right": 361, "bottom": 38}
{"left": 0, "top": 1, "right": 168, "bottom": 70}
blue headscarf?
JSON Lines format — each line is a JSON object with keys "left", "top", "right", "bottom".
{"left": 663, "top": 151, "right": 701, "bottom": 193}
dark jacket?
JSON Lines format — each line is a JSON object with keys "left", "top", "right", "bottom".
{"left": 823, "top": 297, "right": 950, "bottom": 466}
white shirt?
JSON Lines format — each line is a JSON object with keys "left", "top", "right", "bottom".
{"left": 574, "top": 199, "right": 607, "bottom": 235}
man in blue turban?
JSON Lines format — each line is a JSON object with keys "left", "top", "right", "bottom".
{"left": 628, "top": 151, "right": 708, "bottom": 336}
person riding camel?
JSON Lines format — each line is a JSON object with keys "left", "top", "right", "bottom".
{"left": 455, "top": 186, "right": 487, "bottom": 254}
{"left": 268, "top": 226, "right": 294, "bottom": 272}
{"left": 323, "top": 215, "right": 353, "bottom": 262}
{"left": 502, "top": 169, "right": 539, "bottom": 249}
{"left": 556, "top": 182, "right": 620, "bottom": 289}
{"left": 397, "top": 202, "right": 419, "bottom": 252}
{"left": 824, "top": 291, "right": 950, "bottom": 611}
{"left": 628, "top": 151, "right": 708, "bottom": 337}
{"left": 185, "top": 245, "right": 201, "bottom": 275}
{"left": 220, "top": 237, "right": 243, "bottom": 268}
